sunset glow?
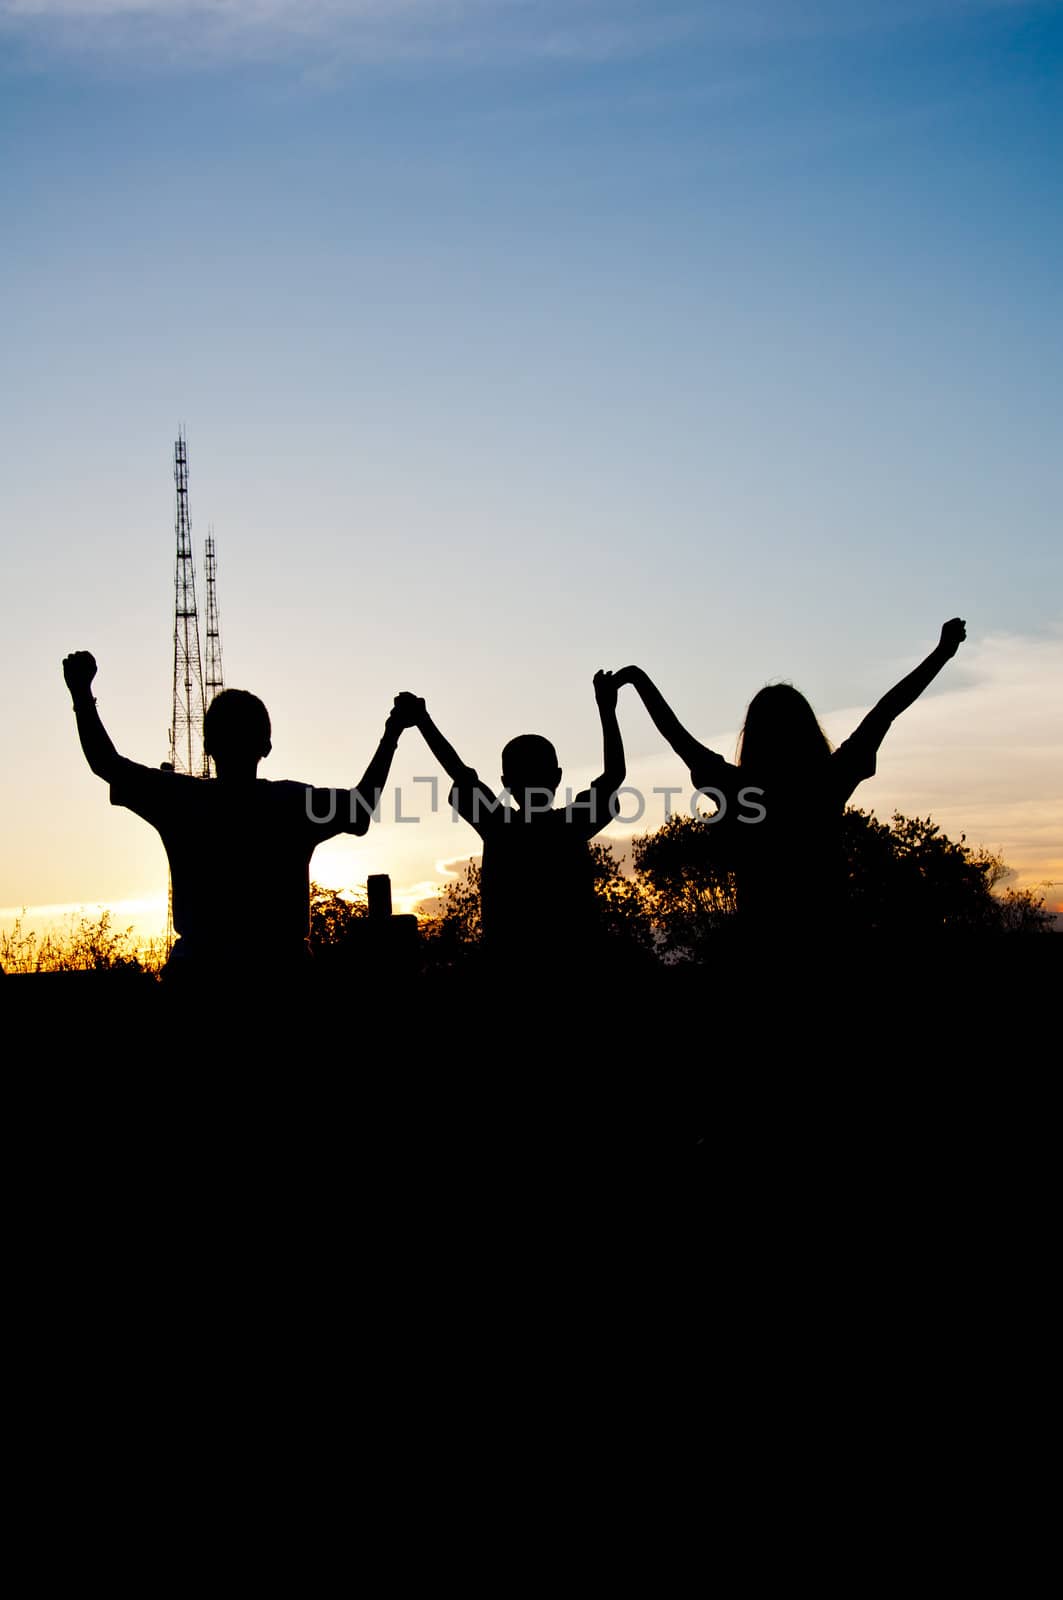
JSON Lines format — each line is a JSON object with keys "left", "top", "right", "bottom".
{"left": 2, "top": 1, "right": 1060, "bottom": 948}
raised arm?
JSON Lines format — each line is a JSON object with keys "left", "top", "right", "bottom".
{"left": 852, "top": 619, "right": 966, "bottom": 746}
{"left": 63, "top": 652, "right": 123, "bottom": 782}
{"left": 614, "top": 665, "right": 718, "bottom": 775}
{"left": 349, "top": 692, "right": 421, "bottom": 835}
{"left": 411, "top": 700, "right": 502, "bottom": 832}
{"left": 583, "top": 670, "right": 626, "bottom": 831}
{"left": 412, "top": 701, "right": 476, "bottom": 787}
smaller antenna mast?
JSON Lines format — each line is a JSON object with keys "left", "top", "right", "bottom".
{"left": 203, "top": 529, "right": 224, "bottom": 780}
{"left": 204, "top": 529, "right": 224, "bottom": 707}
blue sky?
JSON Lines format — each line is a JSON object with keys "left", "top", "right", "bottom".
{"left": 2, "top": 0, "right": 1061, "bottom": 927}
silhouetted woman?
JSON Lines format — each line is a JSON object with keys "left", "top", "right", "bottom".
{"left": 617, "top": 619, "right": 967, "bottom": 933}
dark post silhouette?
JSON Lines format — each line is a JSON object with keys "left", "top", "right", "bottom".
{"left": 368, "top": 874, "right": 393, "bottom": 922}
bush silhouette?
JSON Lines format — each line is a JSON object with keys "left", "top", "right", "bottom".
{"left": 415, "top": 807, "right": 1051, "bottom": 963}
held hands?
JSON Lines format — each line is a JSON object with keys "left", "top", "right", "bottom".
{"left": 611, "top": 665, "right": 644, "bottom": 691}
{"left": 593, "top": 669, "right": 619, "bottom": 711}
{"left": 938, "top": 618, "right": 967, "bottom": 658}
{"left": 63, "top": 651, "right": 97, "bottom": 697}
{"left": 386, "top": 692, "right": 426, "bottom": 735}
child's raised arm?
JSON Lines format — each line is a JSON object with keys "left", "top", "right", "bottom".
{"left": 615, "top": 665, "right": 719, "bottom": 775}
{"left": 849, "top": 618, "right": 966, "bottom": 748}
{"left": 411, "top": 700, "right": 500, "bottom": 834}
{"left": 63, "top": 652, "right": 123, "bottom": 782}
{"left": 581, "top": 669, "right": 626, "bottom": 830}
{"left": 411, "top": 700, "right": 475, "bottom": 786}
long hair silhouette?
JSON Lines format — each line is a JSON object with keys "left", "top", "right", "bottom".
{"left": 737, "top": 684, "right": 832, "bottom": 782}
{"left": 616, "top": 620, "right": 967, "bottom": 930}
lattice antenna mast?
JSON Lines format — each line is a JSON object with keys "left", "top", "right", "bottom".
{"left": 204, "top": 529, "right": 224, "bottom": 707}
{"left": 169, "top": 432, "right": 208, "bottom": 778}
{"left": 202, "top": 530, "right": 224, "bottom": 780}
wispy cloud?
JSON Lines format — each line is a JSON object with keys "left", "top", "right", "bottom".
{"left": 0, "top": 1, "right": 713, "bottom": 70}
{"left": 2, "top": 0, "right": 1054, "bottom": 73}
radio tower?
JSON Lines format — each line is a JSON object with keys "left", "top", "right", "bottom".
{"left": 204, "top": 528, "right": 224, "bottom": 709}
{"left": 169, "top": 432, "right": 208, "bottom": 778}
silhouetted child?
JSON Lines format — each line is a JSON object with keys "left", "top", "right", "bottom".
{"left": 412, "top": 671, "right": 625, "bottom": 967}
{"left": 617, "top": 619, "right": 967, "bottom": 933}
{"left": 62, "top": 650, "right": 420, "bottom": 977}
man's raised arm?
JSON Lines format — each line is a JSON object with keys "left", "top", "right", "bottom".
{"left": 63, "top": 652, "right": 122, "bottom": 782}
{"left": 348, "top": 693, "right": 422, "bottom": 836}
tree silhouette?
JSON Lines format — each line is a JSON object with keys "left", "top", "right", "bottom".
{"left": 994, "top": 886, "right": 1056, "bottom": 933}
{"left": 419, "top": 860, "right": 482, "bottom": 969}
{"left": 629, "top": 814, "right": 737, "bottom": 962}
{"left": 843, "top": 809, "right": 1032, "bottom": 933}
{"left": 588, "top": 841, "right": 658, "bottom": 958}
{"left": 308, "top": 882, "right": 369, "bottom": 954}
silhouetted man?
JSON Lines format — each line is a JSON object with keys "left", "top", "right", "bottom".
{"left": 63, "top": 651, "right": 419, "bottom": 979}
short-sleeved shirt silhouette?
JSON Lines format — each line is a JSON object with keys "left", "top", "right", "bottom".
{"left": 449, "top": 768, "right": 608, "bottom": 951}
{"left": 690, "top": 724, "right": 882, "bottom": 928}
{"left": 110, "top": 760, "right": 358, "bottom": 964}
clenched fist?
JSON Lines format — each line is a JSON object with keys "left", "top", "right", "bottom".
{"left": 593, "top": 669, "right": 619, "bottom": 711}
{"left": 938, "top": 619, "right": 967, "bottom": 658}
{"left": 63, "top": 651, "right": 98, "bottom": 696}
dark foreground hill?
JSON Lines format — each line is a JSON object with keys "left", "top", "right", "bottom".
{"left": 7, "top": 933, "right": 1056, "bottom": 1163}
